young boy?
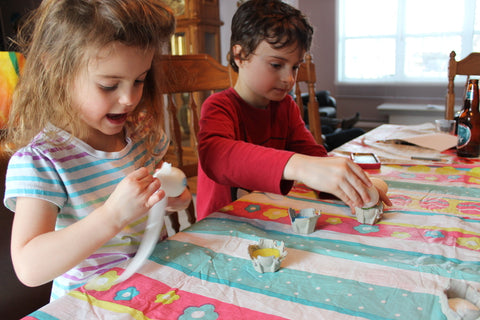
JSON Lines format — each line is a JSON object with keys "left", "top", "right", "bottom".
{"left": 197, "top": 0, "right": 390, "bottom": 220}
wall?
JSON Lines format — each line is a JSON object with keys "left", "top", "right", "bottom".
{"left": 298, "top": 0, "right": 336, "bottom": 95}
{"left": 218, "top": 0, "right": 236, "bottom": 64}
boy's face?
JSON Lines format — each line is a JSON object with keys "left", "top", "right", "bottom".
{"left": 233, "top": 40, "right": 305, "bottom": 109}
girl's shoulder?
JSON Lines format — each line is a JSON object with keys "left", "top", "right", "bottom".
{"left": 11, "top": 127, "right": 88, "bottom": 165}
{"left": 152, "top": 129, "right": 169, "bottom": 156}
{"left": 15, "top": 130, "right": 65, "bottom": 154}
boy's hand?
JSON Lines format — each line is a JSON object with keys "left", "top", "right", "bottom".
{"left": 284, "top": 154, "right": 377, "bottom": 210}
{"left": 376, "top": 185, "right": 392, "bottom": 207}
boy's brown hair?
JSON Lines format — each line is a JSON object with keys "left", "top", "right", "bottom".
{"left": 229, "top": 0, "right": 314, "bottom": 72}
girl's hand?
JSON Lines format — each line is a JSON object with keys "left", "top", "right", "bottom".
{"left": 104, "top": 167, "right": 165, "bottom": 227}
{"left": 284, "top": 154, "right": 374, "bottom": 210}
{"left": 166, "top": 188, "right": 192, "bottom": 212}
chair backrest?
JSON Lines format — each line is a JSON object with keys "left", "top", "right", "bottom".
{"left": 446, "top": 51, "right": 480, "bottom": 120}
{"left": 155, "top": 54, "right": 235, "bottom": 177}
{"left": 295, "top": 53, "right": 323, "bottom": 145}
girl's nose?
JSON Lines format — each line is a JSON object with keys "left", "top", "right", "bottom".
{"left": 119, "top": 87, "right": 141, "bottom": 107}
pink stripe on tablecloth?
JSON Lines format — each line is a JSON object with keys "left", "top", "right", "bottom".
{"left": 74, "top": 268, "right": 288, "bottom": 320}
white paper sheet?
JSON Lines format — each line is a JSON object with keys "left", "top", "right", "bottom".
{"left": 376, "top": 123, "right": 457, "bottom": 151}
{"left": 400, "top": 133, "right": 457, "bottom": 151}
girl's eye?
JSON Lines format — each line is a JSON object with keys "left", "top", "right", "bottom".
{"left": 271, "top": 63, "right": 282, "bottom": 69}
{"left": 134, "top": 79, "right": 146, "bottom": 86}
{"left": 293, "top": 65, "right": 300, "bottom": 71}
{"left": 99, "top": 84, "right": 118, "bottom": 91}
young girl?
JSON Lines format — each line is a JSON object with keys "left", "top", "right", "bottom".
{"left": 3, "top": 0, "right": 191, "bottom": 300}
{"left": 197, "top": 0, "right": 390, "bottom": 220}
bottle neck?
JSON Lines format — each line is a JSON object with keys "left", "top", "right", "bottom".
{"left": 464, "top": 81, "right": 479, "bottom": 113}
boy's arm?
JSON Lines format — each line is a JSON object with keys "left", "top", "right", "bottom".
{"left": 198, "top": 97, "right": 294, "bottom": 194}
{"left": 200, "top": 133, "right": 293, "bottom": 194}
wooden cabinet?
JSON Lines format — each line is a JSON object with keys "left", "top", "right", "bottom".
{"left": 161, "top": 0, "right": 222, "bottom": 61}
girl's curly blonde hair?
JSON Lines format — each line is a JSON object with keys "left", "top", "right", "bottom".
{"left": 6, "top": 0, "right": 175, "bottom": 161}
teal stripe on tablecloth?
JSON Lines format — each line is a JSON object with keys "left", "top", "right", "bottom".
{"left": 26, "top": 310, "right": 60, "bottom": 320}
{"left": 150, "top": 239, "right": 445, "bottom": 320}
{"left": 187, "top": 218, "right": 480, "bottom": 282}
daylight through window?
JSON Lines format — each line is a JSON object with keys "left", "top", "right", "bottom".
{"left": 337, "top": 0, "right": 480, "bottom": 83}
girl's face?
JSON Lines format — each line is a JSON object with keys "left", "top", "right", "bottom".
{"left": 233, "top": 40, "right": 305, "bottom": 109}
{"left": 72, "top": 42, "right": 154, "bottom": 150}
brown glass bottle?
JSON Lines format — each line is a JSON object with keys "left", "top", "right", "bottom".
{"left": 457, "top": 79, "right": 480, "bottom": 157}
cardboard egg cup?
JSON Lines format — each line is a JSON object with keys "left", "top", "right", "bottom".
{"left": 248, "top": 239, "right": 287, "bottom": 273}
{"left": 355, "top": 203, "right": 384, "bottom": 225}
{"left": 288, "top": 208, "right": 321, "bottom": 234}
{"left": 441, "top": 279, "right": 480, "bottom": 320}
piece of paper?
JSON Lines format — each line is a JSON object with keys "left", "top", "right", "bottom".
{"left": 400, "top": 133, "right": 457, "bottom": 151}
{"left": 375, "top": 123, "right": 457, "bottom": 151}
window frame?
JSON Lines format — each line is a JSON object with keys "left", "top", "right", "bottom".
{"left": 336, "top": 0, "right": 480, "bottom": 85}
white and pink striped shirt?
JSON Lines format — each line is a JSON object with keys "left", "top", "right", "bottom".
{"left": 4, "top": 127, "right": 169, "bottom": 300}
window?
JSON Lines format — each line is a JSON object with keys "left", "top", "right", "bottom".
{"left": 337, "top": 0, "right": 480, "bottom": 83}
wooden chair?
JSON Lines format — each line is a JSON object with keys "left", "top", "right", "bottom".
{"left": 155, "top": 54, "right": 235, "bottom": 233}
{"left": 295, "top": 53, "right": 323, "bottom": 145}
{"left": 446, "top": 51, "right": 480, "bottom": 120}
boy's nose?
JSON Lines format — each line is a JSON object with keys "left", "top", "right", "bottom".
{"left": 281, "top": 70, "right": 295, "bottom": 85}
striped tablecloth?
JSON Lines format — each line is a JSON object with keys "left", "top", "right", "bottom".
{"left": 25, "top": 163, "right": 480, "bottom": 319}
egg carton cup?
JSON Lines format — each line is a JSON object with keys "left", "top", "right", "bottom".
{"left": 288, "top": 208, "right": 321, "bottom": 234}
{"left": 355, "top": 202, "right": 383, "bottom": 225}
{"left": 248, "top": 239, "right": 287, "bottom": 273}
{"left": 440, "top": 279, "right": 480, "bottom": 320}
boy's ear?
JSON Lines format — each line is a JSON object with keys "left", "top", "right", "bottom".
{"left": 232, "top": 44, "right": 244, "bottom": 67}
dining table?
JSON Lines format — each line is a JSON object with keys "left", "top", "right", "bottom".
{"left": 24, "top": 123, "right": 480, "bottom": 320}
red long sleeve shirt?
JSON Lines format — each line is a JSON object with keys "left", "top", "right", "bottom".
{"left": 197, "top": 88, "right": 327, "bottom": 220}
